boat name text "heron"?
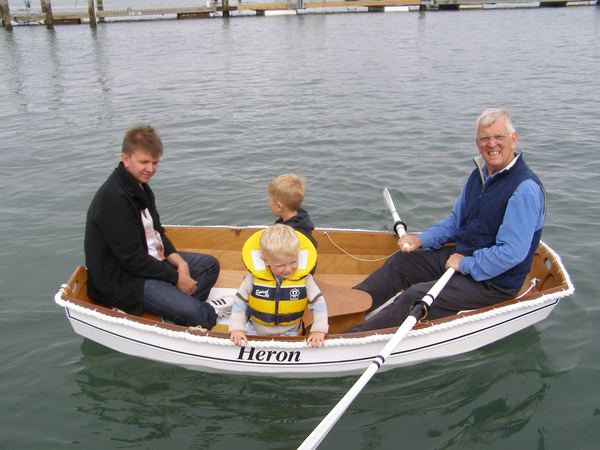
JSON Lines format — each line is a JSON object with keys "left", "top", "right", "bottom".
{"left": 237, "top": 346, "right": 301, "bottom": 363}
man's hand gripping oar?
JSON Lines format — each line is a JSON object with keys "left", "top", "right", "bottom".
{"left": 383, "top": 187, "right": 423, "bottom": 252}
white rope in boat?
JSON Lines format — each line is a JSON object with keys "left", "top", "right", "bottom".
{"left": 322, "top": 231, "right": 398, "bottom": 263}
{"left": 516, "top": 277, "right": 539, "bottom": 299}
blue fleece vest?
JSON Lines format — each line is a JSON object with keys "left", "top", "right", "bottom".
{"left": 455, "top": 155, "right": 544, "bottom": 290}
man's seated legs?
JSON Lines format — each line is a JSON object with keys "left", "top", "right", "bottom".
{"left": 142, "top": 252, "right": 220, "bottom": 328}
{"left": 426, "top": 274, "right": 518, "bottom": 320}
{"left": 347, "top": 281, "right": 435, "bottom": 332}
{"left": 348, "top": 272, "right": 518, "bottom": 333}
{"left": 180, "top": 252, "right": 220, "bottom": 302}
{"left": 354, "top": 247, "right": 452, "bottom": 311}
{"left": 142, "top": 279, "right": 216, "bottom": 327}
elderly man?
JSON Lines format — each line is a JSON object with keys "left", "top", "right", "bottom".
{"left": 348, "top": 108, "right": 545, "bottom": 332}
{"left": 85, "top": 125, "right": 229, "bottom": 328}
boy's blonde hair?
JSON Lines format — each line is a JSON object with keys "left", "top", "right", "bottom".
{"left": 260, "top": 224, "right": 299, "bottom": 260}
{"left": 267, "top": 174, "right": 306, "bottom": 211}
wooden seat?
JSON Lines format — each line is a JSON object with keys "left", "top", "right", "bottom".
{"left": 303, "top": 279, "right": 372, "bottom": 334}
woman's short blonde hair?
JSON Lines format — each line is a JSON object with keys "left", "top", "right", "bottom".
{"left": 267, "top": 174, "right": 306, "bottom": 211}
{"left": 260, "top": 224, "right": 299, "bottom": 260}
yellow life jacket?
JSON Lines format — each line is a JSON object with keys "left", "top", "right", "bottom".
{"left": 241, "top": 229, "right": 318, "bottom": 327}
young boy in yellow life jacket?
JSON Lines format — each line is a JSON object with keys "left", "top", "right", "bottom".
{"left": 268, "top": 174, "right": 317, "bottom": 248}
{"left": 229, "top": 224, "right": 329, "bottom": 348}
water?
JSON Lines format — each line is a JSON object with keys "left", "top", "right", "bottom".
{"left": 1, "top": 6, "right": 600, "bottom": 449}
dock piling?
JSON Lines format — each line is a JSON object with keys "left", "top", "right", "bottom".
{"left": 41, "top": 0, "right": 54, "bottom": 30}
{"left": 223, "top": 0, "right": 230, "bottom": 17}
{"left": 1, "top": 0, "right": 13, "bottom": 31}
{"left": 97, "top": 0, "right": 105, "bottom": 23}
{"left": 88, "top": 0, "right": 97, "bottom": 27}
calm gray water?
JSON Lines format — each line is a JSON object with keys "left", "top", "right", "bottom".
{"left": 2, "top": 7, "right": 600, "bottom": 449}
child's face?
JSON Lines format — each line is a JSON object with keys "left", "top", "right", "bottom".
{"left": 264, "top": 253, "right": 299, "bottom": 279}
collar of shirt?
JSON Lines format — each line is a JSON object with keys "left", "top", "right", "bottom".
{"left": 474, "top": 152, "right": 521, "bottom": 183}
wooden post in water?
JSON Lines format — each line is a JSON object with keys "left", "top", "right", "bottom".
{"left": 41, "top": 0, "right": 54, "bottom": 30}
{"left": 222, "top": 0, "right": 230, "bottom": 17}
{"left": 1, "top": 0, "right": 13, "bottom": 31}
{"left": 97, "top": 0, "right": 104, "bottom": 23}
{"left": 88, "top": 0, "right": 97, "bottom": 28}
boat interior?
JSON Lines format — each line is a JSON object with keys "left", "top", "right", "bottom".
{"left": 60, "top": 226, "right": 570, "bottom": 337}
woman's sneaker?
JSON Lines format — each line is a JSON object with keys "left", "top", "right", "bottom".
{"left": 207, "top": 296, "right": 233, "bottom": 318}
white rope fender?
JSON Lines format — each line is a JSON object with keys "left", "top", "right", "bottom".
{"left": 55, "top": 288, "right": 313, "bottom": 349}
{"left": 54, "top": 284, "right": 573, "bottom": 349}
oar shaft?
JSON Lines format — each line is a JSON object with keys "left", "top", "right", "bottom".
{"left": 423, "top": 268, "right": 455, "bottom": 305}
{"left": 298, "top": 267, "right": 456, "bottom": 450}
{"left": 298, "top": 315, "right": 419, "bottom": 450}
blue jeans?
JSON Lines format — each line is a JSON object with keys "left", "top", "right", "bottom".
{"left": 142, "top": 252, "right": 220, "bottom": 328}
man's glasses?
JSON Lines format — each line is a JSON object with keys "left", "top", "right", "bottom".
{"left": 477, "top": 134, "right": 509, "bottom": 145}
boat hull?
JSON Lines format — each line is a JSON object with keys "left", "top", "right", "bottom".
{"left": 57, "top": 284, "right": 563, "bottom": 378}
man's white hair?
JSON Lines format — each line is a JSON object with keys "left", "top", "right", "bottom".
{"left": 476, "top": 108, "right": 516, "bottom": 134}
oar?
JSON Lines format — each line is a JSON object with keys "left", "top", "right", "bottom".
{"left": 298, "top": 190, "right": 455, "bottom": 449}
{"left": 298, "top": 268, "right": 455, "bottom": 450}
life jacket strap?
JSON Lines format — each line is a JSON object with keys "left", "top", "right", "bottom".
{"left": 248, "top": 308, "right": 305, "bottom": 326}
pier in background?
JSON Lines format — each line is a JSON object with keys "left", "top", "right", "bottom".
{"left": 2, "top": 0, "right": 598, "bottom": 31}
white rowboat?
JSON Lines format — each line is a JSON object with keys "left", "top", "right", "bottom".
{"left": 54, "top": 226, "right": 574, "bottom": 378}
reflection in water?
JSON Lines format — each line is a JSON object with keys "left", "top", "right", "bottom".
{"left": 89, "top": 26, "right": 115, "bottom": 127}
{"left": 321, "top": 327, "right": 557, "bottom": 449}
{"left": 1, "top": 32, "right": 27, "bottom": 113}
{"left": 441, "top": 384, "right": 548, "bottom": 449}
{"left": 74, "top": 339, "right": 353, "bottom": 448}
{"left": 75, "top": 340, "right": 230, "bottom": 446}
{"left": 73, "top": 326, "right": 554, "bottom": 449}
